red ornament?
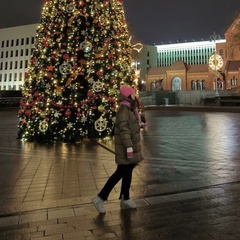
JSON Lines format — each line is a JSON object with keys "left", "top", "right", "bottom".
{"left": 47, "top": 71, "right": 53, "bottom": 79}
{"left": 96, "top": 71, "right": 103, "bottom": 77}
{"left": 87, "top": 91, "right": 93, "bottom": 97}
{"left": 31, "top": 58, "right": 37, "bottom": 64}
{"left": 25, "top": 109, "right": 31, "bottom": 116}
{"left": 63, "top": 53, "right": 69, "bottom": 60}
{"left": 65, "top": 109, "right": 71, "bottom": 117}
{"left": 108, "top": 53, "right": 113, "bottom": 59}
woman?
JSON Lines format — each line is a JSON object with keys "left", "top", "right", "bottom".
{"left": 92, "top": 85, "right": 144, "bottom": 213}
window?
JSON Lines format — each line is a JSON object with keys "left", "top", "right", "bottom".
{"left": 21, "top": 38, "right": 24, "bottom": 45}
{"left": 0, "top": 74, "right": 2, "bottom": 82}
{"left": 4, "top": 74, "right": 7, "bottom": 82}
{"left": 16, "top": 39, "right": 19, "bottom": 46}
{"left": 20, "top": 61, "right": 23, "bottom": 69}
{"left": 15, "top": 50, "right": 18, "bottom": 57}
{"left": 10, "top": 50, "right": 13, "bottom": 57}
{"left": 202, "top": 80, "right": 206, "bottom": 89}
{"left": 6, "top": 40, "right": 9, "bottom": 47}
{"left": 10, "top": 61, "right": 13, "bottom": 69}
{"left": 26, "top": 49, "right": 29, "bottom": 55}
{"left": 5, "top": 51, "right": 8, "bottom": 58}
{"left": 15, "top": 61, "right": 18, "bottom": 69}
{"left": 197, "top": 80, "right": 202, "bottom": 90}
{"left": 5, "top": 62, "right": 8, "bottom": 70}
{"left": 26, "top": 37, "right": 29, "bottom": 45}
{"left": 11, "top": 39, "right": 14, "bottom": 46}
{"left": 9, "top": 73, "right": 12, "bottom": 81}
{"left": 0, "top": 62, "right": 2, "bottom": 70}
{"left": 31, "top": 37, "right": 35, "bottom": 44}
{"left": 1, "top": 41, "right": 4, "bottom": 48}
{"left": 14, "top": 73, "right": 17, "bottom": 81}
{"left": 191, "top": 80, "right": 196, "bottom": 90}
{"left": 25, "top": 60, "right": 28, "bottom": 68}
{"left": 19, "top": 72, "right": 22, "bottom": 81}
{"left": 172, "top": 77, "right": 182, "bottom": 91}
{"left": 20, "top": 49, "right": 24, "bottom": 56}
{"left": 231, "top": 76, "right": 238, "bottom": 86}
{"left": 0, "top": 52, "right": 3, "bottom": 58}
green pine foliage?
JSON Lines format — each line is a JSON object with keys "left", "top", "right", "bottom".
{"left": 18, "top": 0, "right": 135, "bottom": 143}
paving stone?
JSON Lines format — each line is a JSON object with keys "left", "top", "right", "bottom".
{"left": 1, "top": 108, "right": 240, "bottom": 239}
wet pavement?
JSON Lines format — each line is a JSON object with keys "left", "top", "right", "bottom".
{"left": 0, "top": 106, "right": 240, "bottom": 239}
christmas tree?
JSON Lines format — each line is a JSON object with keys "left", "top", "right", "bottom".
{"left": 18, "top": 0, "right": 136, "bottom": 143}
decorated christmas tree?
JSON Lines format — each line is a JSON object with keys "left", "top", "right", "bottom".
{"left": 18, "top": 0, "right": 137, "bottom": 143}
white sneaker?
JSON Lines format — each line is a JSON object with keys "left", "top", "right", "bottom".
{"left": 92, "top": 196, "right": 106, "bottom": 213}
{"left": 120, "top": 199, "right": 137, "bottom": 209}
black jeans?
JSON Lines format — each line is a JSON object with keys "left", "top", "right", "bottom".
{"left": 98, "top": 164, "right": 136, "bottom": 201}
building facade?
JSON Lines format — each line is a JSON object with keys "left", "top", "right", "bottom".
{"left": 0, "top": 23, "right": 157, "bottom": 91}
{"left": 1, "top": 14, "right": 240, "bottom": 92}
{"left": 146, "top": 14, "right": 240, "bottom": 92}
{"left": 156, "top": 40, "right": 225, "bottom": 67}
{"left": 0, "top": 24, "right": 37, "bottom": 90}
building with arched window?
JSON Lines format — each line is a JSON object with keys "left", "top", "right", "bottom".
{"left": 146, "top": 14, "right": 240, "bottom": 92}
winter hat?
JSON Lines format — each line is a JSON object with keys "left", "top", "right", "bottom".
{"left": 120, "top": 85, "right": 135, "bottom": 97}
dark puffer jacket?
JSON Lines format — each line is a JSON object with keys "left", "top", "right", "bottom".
{"left": 114, "top": 94, "right": 144, "bottom": 165}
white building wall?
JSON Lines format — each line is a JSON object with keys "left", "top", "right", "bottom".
{"left": 0, "top": 24, "right": 38, "bottom": 90}
{"left": 156, "top": 40, "right": 226, "bottom": 66}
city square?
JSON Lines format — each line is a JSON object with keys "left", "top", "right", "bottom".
{"left": 0, "top": 0, "right": 240, "bottom": 239}
{"left": 0, "top": 106, "right": 240, "bottom": 239}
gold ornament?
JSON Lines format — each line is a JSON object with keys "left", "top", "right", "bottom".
{"left": 40, "top": 111, "right": 46, "bottom": 118}
{"left": 208, "top": 53, "right": 223, "bottom": 71}
{"left": 109, "top": 88, "right": 115, "bottom": 95}
{"left": 118, "top": 72, "right": 123, "bottom": 78}
{"left": 98, "top": 105, "right": 104, "bottom": 112}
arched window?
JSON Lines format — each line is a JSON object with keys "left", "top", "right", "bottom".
{"left": 151, "top": 81, "right": 156, "bottom": 90}
{"left": 191, "top": 80, "right": 196, "bottom": 90}
{"left": 202, "top": 80, "right": 206, "bottom": 89}
{"left": 172, "top": 77, "right": 181, "bottom": 91}
{"left": 197, "top": 80, "right": 202, "bottom": 90}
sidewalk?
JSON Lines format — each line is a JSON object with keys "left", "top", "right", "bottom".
{"left": 0, "top": 107, "right": 240, "bottom": 240}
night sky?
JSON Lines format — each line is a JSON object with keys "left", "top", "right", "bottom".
{"left": 0, "top": 0, "right": 240, "bottom": 45}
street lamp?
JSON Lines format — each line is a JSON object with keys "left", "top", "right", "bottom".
{"left": 209, "top": 32, "right": 222, "bottom": 96}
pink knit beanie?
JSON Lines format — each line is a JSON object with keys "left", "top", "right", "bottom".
{"left": 120, "top": 85, "right": 135, "bottom": 97}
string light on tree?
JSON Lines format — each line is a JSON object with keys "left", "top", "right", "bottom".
{"left": 18, "top": 0, "right": 136, "bottom": 143}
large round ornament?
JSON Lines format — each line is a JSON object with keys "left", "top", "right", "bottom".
{"left": 80, "top": 40, "right": 93, "bottom": 53}
{"left": 66, "top": 3, "right": 75, "bottom": 13}
{"left": 93, "top": 81, "right": 103, "bottom": 92}
{"left": 95, "top": 116, "right": 107, "bottom": 132}
{"left": 39, "top": 120, "right": 48, "bottom": 132}
{"left": 98, "top": 105, "right": 104, "bottom": 112}
{"left": 59, "top": 62, "right": 72, "bottom": 75}
{"left": 209, "top": 53, "right": 223, "bottom": 71}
